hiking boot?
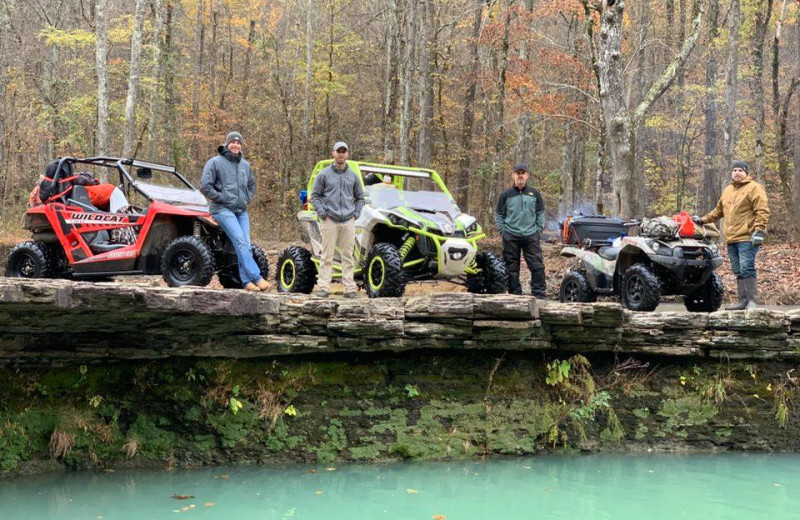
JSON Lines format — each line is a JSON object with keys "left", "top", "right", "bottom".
{"left": 256, "top": 279, "right": 269, "bottom": 291}
{"left": 244, "top": 282, "right": 259, "bottom": 292}
{"left": 343, "top": 292, "right": 358, "bottom": 299}
{"left": 742, "top": 277, "right": 758, "bottom": 310}
{"left": 726, "top": 279, "right": 748, "bottom": 310}
{"left": 315, "top": 289, "right": 330, "bottom": 298}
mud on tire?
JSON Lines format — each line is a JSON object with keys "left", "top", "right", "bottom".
{"left": 276, "top": 245, "right": 316, "bottom": 293}
{"left": 365, "top": 243, "right": 406, "bottom": 298}
{"left": 620, "top": 263, "right": 661, "bottom": 312}
{"left": 466, "top": 251, "right": 508, "bottom": 294}
{"left": 559, "top": 270, "right": 597, "bottom": 303}
{"left": 218, "top": 244, "right": 271, "bottom": 289}
{"left": 5, "top": 241, "right": 54, "bottom": 278}
{"left": 684, "top": 272, "right": 724, "bottom": 312}
{"left": 161, "top": 235, "right": 215, "bottom": 287}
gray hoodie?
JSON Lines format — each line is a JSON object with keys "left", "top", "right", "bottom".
{"left": 310, "top": 163, "right": 365, "bottom": 222}
{"left": 200, "top": 146, "right": 255, "bottom": 215}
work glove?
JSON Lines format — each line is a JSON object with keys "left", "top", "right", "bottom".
{"left": 751, "top": 230, "right": 765, "bottom": 246}
{"left": 691, "top": 215, "right": 704, "bottom": 225}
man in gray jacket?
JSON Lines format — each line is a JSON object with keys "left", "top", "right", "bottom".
{"left": 200, "top": 131, "right": 267, "bottom": 291}
{"left": 310, "top": 141, "right": 365, "bottom": 298}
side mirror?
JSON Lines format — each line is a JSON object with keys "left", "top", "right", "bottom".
{"left": 136, "top": 167, "right": 152, "bottom": 180}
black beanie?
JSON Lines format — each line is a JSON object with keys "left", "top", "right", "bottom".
{"left": 731, "top": 160, "right": 749, "bottom": 173}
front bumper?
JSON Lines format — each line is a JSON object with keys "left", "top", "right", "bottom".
{"left": 437, "top": 238, "right": 477, "bottom": 278}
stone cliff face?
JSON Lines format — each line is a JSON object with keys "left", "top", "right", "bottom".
{"left": 1, "top": 279, "right": 799, "bottom": 363}
{"left": 1, "top": 279, "right": 799, "bottom": 476}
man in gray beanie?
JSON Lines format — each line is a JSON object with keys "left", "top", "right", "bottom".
{"left": 200, "top": 131, "right": 267, "bottom": 291}
{"left": 693, "top": 160, "right": 770, "bottom": 309}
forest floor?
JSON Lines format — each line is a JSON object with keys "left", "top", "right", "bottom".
{"left": 1, "top": 229, "right": 798, "bottom": 304}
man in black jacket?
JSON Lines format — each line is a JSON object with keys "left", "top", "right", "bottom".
{"left": 494, "top": 163, "right": 546, "bottom": 297}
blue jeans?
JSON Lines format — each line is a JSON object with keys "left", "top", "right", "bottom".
{"left": 727, "top": 241, "right": 760, "bottom": 279}
{"left": 211, "top": 209, "right": 262, "bottom": 286}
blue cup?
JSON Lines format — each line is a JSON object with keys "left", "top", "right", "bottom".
{"left": 299, "top": 190, "right": 308, "bottom": 204}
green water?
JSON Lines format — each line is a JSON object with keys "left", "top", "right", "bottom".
{"left": 1, "top": 454, "right": 797, "bottom": 519}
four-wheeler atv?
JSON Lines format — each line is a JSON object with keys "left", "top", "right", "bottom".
{"left": 5, "top": 156, "right": 269, "bottom": 287}
{"left": 276, "top": 160, "right": 507, "bottom": 297}
{"left": 558, "top": 215, "right": 724, "bottom": 312}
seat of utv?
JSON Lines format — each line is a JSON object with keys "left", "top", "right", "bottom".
{"left": 67, "top": 187, "right": 127, "bottom": 254}
{"left": 598, "top": 246, "right": 620, "bottom": 261}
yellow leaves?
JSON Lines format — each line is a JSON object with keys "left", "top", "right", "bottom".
{"left": 406, "top": 488, "right": 418, "bottom": 494}
{"left": 284, "top": 404, "right": 298, "bottom": 416}
{"left": 229, "top": 397, "right": 243, "bottom": 414}
{"left": 39, "top": 26, "right": 95, "bottom": 48}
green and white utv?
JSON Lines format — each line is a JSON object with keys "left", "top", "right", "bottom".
{"left": 276, "top": 160, "right": 507, "bottom": 298}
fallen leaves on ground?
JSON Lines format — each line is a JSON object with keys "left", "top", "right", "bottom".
{"left": 171, "top": 494, "right": 194, "bottom": 500}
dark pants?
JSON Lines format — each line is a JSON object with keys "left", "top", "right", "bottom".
{"left": 727, "top": 241, "right": 760, "bottom": 279}
{"left": 502, "top": 232, "right": 546, "bottom": 297}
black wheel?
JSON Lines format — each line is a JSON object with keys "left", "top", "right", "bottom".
{"left": 276, "top": 246, "right": 317, "bottom": 293}
{"left": 684, "top": 272, "right": 724, "bottom": 312}
{"left": 5, "top": 241, "right": 53, "bottom": 278}
{"left": 559, "top": 270, "right": 597, "bottom": 303}
{"left": 620, "top": 263, "right": 661, "bottom": 312}
{"left": 161, "top": 236, "right": 215, "bottom": 287}
{"left": 218, "top": 244, "right": 271, "bottom": 289}
{"left": 466, "top": 251, "right": 508, "bottom": 294}
{"left": 365, "top": 243, "right": 406, "bottom": 298}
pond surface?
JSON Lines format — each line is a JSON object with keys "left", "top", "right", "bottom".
{"left": 1, "top": 454, "right": 797, "bottom": 519}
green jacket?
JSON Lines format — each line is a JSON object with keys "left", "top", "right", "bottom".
{"left": 494, "top": 185, "right": 545, "bottom": 238}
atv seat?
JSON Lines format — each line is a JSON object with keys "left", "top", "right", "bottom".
{"left": 87, "top": 231, "right": 127, "bottom": 254}
{"left": 66, "top": 186, "right": 99, "bottom": 212}
{"left": 598, "top": 246, "right": 620, "bottom": 261}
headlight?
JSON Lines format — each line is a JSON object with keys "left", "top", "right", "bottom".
{"left": 388, "top": 214, "right": 418, "bottom": 228}
{"left": 709, "top": 243, "right": 720, "bottom": 256}
{"left": 651, "top": 241, "right": 673, "bottom": 256}
{"left": 466, "top": 222, "right": 479, "bottom": 234}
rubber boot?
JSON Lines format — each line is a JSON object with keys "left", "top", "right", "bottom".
{"left": 726, "top": 279, "right": 748, "bottom": 310}
{"left": 743, "top": 277, "right": 758, "bottom": 310}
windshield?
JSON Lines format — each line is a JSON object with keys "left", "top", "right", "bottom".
{"left": 367, "top": 185, "right": 458, "bottom": 216}
{"left": 134, "top": 182, "right": 207, "bottom": 207}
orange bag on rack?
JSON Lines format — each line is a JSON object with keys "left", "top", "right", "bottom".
{"left": 672, "top": 210, "right": 695, "bottom": 237}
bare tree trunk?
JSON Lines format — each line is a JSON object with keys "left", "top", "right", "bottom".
{"left": 770, "top": 0, "right": 788, "bottom": 121}
{"left": 701, "top": 0, "right": 720, "bottom": 213}
{"left": 398, "top": 0, "right": 417, "bottom": 165}
{"left": 122, "top": 0, "right": 147, "bottom": 158}
{"left": 749, "top": 0, "right": 774, "bottom": 177}
{"left": 723, "top": 0, "right": 740, "bottom": 178}
{"left": 302, "top": 0, "right": 314, "bottom": 167}
{"left": 163, "top": 0, "right": 179, "bottom": 166}
{"left": 491, "top": 1, "right": 511, "bottom": 199}
{"left": 456, "top": 0, "right": 485, "bottom": 210}
{"left": 191, "top": 0, "right": 205, "bottom": 164}
{"left": 777, "top": 78, "right": 799, "bottom": 239}
{"left": 381, "top": 0, "right": 400, "bottom": 162}
{"left": 95, "top": 0, "right": 109, "bottom": 156}
{"left": 241, "top": 19, "right": 256, "bottom": 125}
{"left": 146, "top": 0, "right": 165, "bottom": 160}
{"left": 596, "top": 0, "right": 704, "bottom": 218}
{"left": 324, "top": 0, "right": 335, "bottom": 151}
{"left": 416, "top": 0, "right": 434, "bottom": 166}
{"left": 209, "top": 0, "right": 219, "bottom": 131}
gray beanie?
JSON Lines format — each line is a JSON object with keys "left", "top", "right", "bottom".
{"left": 731, "top": 160, "right": 749, "bottom": 173}
{"left": 225, "top": 131, "right": 244, "bottom": 147}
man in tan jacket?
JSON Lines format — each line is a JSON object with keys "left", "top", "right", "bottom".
{"left": 693, "top": 160, "right": 770, "bottom": 309}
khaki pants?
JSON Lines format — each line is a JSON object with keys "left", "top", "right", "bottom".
{"left": 318, "top": 218, "right": 357, "bottom": 292}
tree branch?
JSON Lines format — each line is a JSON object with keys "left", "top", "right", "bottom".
{"left": 633, "top": 0, "right": 705, "bottom": 125}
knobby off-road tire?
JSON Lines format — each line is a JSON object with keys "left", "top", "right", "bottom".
{"left": 684, "top": 272, "right": 724, "bottom": 312}
{"left": 559, "top": 270, "right": 598, "bottom": 303}
{"left": 218, "top": 244, "right": 271, "bottom": 289}
{"left": 466, "top": 251, "right": 508, "bottom": 294}
{"left": 5, "top": 241, "right": 54, "bottom": 278}
{"left": 620, "top": 263, "right": 661, "bottom": 312}
{"left": 161, "top": 236, "right": 215, "bottom": 287}
{"left": 276, "top": 245, "right": 316, "bottom": 293}
{"left": 365, "top": 243, "right": 406, "bottom": 298}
